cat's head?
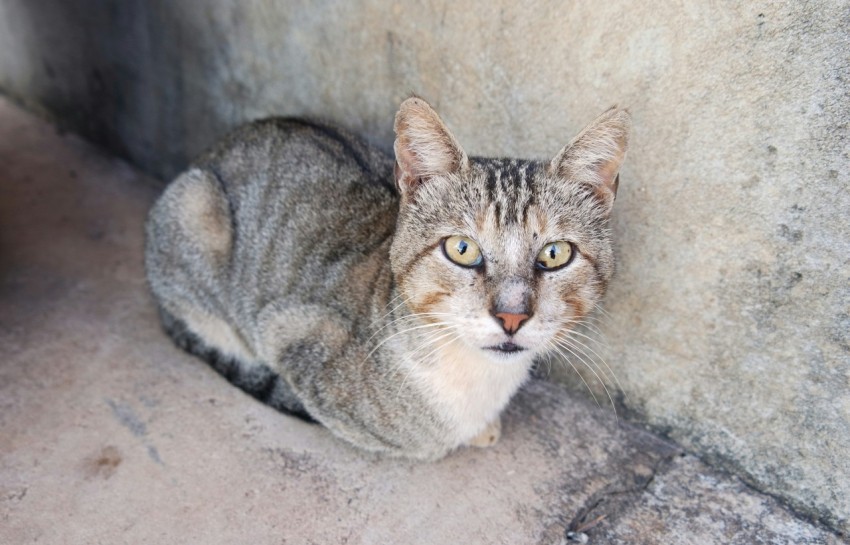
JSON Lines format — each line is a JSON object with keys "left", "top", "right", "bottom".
{"left": 390, "top": 97, "right": 630, "bottom": 364}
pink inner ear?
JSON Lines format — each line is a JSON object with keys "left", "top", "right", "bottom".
{"left": 586, "top": 157, "right": 622, "bottom": 207}
{"left": 393, "top": 98, "right": 468, "bottom": 194}
{"left": 596, "top": 151, "right": 625, "bottom": 195}
{"left": 598, "top": 159, "right": 619, "bottom": 187}
{"left": 394, "top": 143, "right": 424, "bottom": 193}
{"left": 396, "top": 141, "right": 417, "bottom": 177}
{"left": 393, "top": 161, "right": 403, "bottom": 191}
{"left": 550, "top": 107, "right": 630, "bottom": 208}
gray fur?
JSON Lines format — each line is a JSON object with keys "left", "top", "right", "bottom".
{"left": 145, "top": 100, "right": 630, "bottom": 460}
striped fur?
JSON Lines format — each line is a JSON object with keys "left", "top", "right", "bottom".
{"left": 145, "top": 99, "right": 630, "bottom": 460}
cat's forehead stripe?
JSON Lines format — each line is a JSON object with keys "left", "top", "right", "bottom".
{"left": 476, "top": 158, "right": 539, "bottom": 227}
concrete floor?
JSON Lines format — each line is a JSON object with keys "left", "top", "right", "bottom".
{"left": 0, "top": 97, "right": 843, "bottom": 544}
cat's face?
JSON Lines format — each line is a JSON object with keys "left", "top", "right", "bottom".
{"left": 390, "top": 98, "right": 629, "bottom": 364}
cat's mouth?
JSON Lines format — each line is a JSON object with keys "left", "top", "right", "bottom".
{"left": 485, "top": 341, "right": 527, "bottom": 354}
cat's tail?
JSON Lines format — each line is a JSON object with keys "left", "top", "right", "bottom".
{"left": 158, "top": 307, "right": 317, "bottom": 423}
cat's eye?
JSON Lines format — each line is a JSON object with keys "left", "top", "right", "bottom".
{"left": 536, "top": 241, "right": 574, "bottom": 271}
{"left": 442, "top": 235, "right": 483, "bottom": 268}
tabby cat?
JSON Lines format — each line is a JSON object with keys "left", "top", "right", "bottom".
{"left": 145, "top": 97, "right": 630, "bottom": 460}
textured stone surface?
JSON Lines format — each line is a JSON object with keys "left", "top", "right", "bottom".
{"left": 0, "top": 95, "right": 844, "bottom": 545}
{"left": 594, "top": 455, "right": 847, "bottom": 545}
{"left": 1, "top": 0, "right": 848, "bottom": 533}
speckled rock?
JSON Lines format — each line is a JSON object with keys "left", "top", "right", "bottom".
{"left": 0, "top": 0, "right": 847, "bottom": 533}
{"left": 592, "top": 454, "right": 847, "bottom": 545}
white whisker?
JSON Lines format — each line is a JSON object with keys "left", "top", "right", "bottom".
{"left": 397, "top": 330, "right": 462, "bottom": 396}
{"left": 380, "top": 292, "right": 405, "bottom": 311}
{"left": 368, "top": 294, "right": 413, "bottom": 329}
{"left": 564, "top": 322, "right": 610, "bottom": 350}
{"left": 553, "top": 337, "right": 618, "bottom": 422}
{"left": 546, "top": 341, "right": 601, "bottom": 408}
{"left": 540, "top": 352, "right": 555, "bottom": 379}
{"left": 363, "top": 310, "right": 454, "bottom": 346}
{"left": 591, "top": 305, "right": 615, "bottom": 322}
{"left": 561, "top": 327, "right": 625, "bottom": 399}
{"left": 378, "top": 319, "right": 457, "bottom": 378}
{"left": 361, "top": 321, "right": 449, "bottom": 363}
{"left": 575, "top": 312, "right": 610, "bottom": 331}
{"left": 568, "top": 318, "right": 609, "bottom": 346}
{"left": 409, "top": 328, "right": 458, "bottom": 358}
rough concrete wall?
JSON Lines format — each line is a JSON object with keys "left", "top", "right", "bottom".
{"left": 0, "top": 0, "right": 847, "bottom": 533}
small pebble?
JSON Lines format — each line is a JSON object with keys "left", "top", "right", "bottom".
{"left": 565, "top": 531, "right": 589, "bottom": 544}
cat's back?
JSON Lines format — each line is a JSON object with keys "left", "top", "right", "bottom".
{"left": 146, "top": 117, "right": 399, "bottom": 329}
{"left": 194, "top": 117, "right": 395, "bottom": 199}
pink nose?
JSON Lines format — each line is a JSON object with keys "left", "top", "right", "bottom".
{"left": 495, "top": 312, "right": 530, "bottom": 335}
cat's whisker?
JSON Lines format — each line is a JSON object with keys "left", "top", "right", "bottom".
{"left": 552, "top": 340, "right": 614, "bottom": 417}
{"left": 387, "top": 328, "right": 452, "bottom": 385}
{"left": 556, "top": 334, "right": 617, "bottom": 397}
{"left": 412, "top": 329, "right": 458, "bottom": 356}
{"left": 590, "top": 305, "right": 615, "bottom": 324}
{"left": 365, "top": 294, "right": 417, "bottom": 331}
{"left": 369, "top": 295, "right": 410, "bottom": 324}
{"left": 560, "top": 314, "right": 627, "bottom": 405}
{"left": 370, "top": 318, "right": 458, "bottom": 377}
{"left": 395, "top": 327, "right": 451, "bottom": 385}
{"left": 415, "top": 329, "right": 461, "bottom": 363}
{"left": 362, "top": 321, "right": 450, "bottom": 363}
{"left": 539, "top": 352, "right": 555, "bottom": 379}
{"left": 397, "top": 330, "right": 462, "bottom": 397}
{"left": 561, "top": 319, "right": 610, "bottom": 349}
{"left": 545, "top": 342, "right": 601, "bottom": 409}
{"left": 381, "top": 292, "right": 406, "bottom": 311}
{"left": 553, "top": 334, "right": 613, "bottom": 390}
{"left": 580, "top": 314, "right": 610, "bottom": 335}
{"left": 594, "top": 305, "right": 614, "bottom": 318}
{"left": 578, "top": 305, "right": 612, "bottom": 323}
{"left": 560, "top": 326, "right": 625, "bottom": 398}
{"left": 555, "top": 315, "right": 620, "bottom": 387}
{"left": 406, "top": 325, "right": 457, "bottom": 359}
{"left": 552, "top": 337, "right": 619, "bottom": 422}
{"left": 362, "top": 311, "right": 454, "bottom": 347}
{"left": 374, "top": 318, "right": 451, "bottom": 344}
{"left": 557, "top": 317, "right": 612, "bottom": 356}
{"left": 568, "top": 316, "right": 605, "bottom": 343}
{"left": 366, "top": 297, "right": 454, "bottom": 336}
{"left": 376, "top": 320, "right": 457, "bottom": 384}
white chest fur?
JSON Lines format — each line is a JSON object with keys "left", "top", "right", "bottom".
{"left": 409, "top": 340, "right": 532, "bottom": 445}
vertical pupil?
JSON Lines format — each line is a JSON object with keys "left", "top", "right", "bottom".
{"left": 548, "top": 245, "right": 557, "bottom": 259}
{"left": 457, "top": 240, "right": 467, "bottom": 255}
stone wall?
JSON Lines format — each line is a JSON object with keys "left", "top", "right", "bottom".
{"left": 1, "top": 0, "right": 847, "bottom": 533}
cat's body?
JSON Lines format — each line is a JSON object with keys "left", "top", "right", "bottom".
{"left": 145, "top": 98, "right": 630, "bottom": 460}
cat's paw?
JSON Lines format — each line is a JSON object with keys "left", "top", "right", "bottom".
{"left": 467, "top": 417, "right": 502, "bottom": 448}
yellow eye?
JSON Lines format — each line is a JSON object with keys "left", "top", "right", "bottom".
{"left": 536, "top": 241, "right": 573, "bottom": 271}
{"left": 442, "top": 235, "right": 483, "bottom": 268}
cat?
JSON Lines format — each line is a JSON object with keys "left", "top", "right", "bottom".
{"left": 144, "top": 97, "right": 630, "bottom": 460}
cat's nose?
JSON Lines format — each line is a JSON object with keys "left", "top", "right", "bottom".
{"left": 494, "top": 312, "right": 530, "bottom": 335}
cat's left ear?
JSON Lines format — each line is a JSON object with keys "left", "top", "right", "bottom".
{"left": 393, "top": 97, "right": 468, "bottom": 198}
{"left": 549, "top": 107, "right": 631, "bottom": 213}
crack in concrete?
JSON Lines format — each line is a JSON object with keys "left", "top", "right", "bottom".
{"left": 615, "top": 405, "right": 849, "bottom": 538}
{"left": 563, "top": 451, "right": 684, "bottom": 542}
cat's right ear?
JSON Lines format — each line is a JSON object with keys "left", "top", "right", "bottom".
{"left": 393, "top": 97, "right": 468, "bottom": 197}
{"left": 549, "top": 107, "right": 631, "bottom": 213}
